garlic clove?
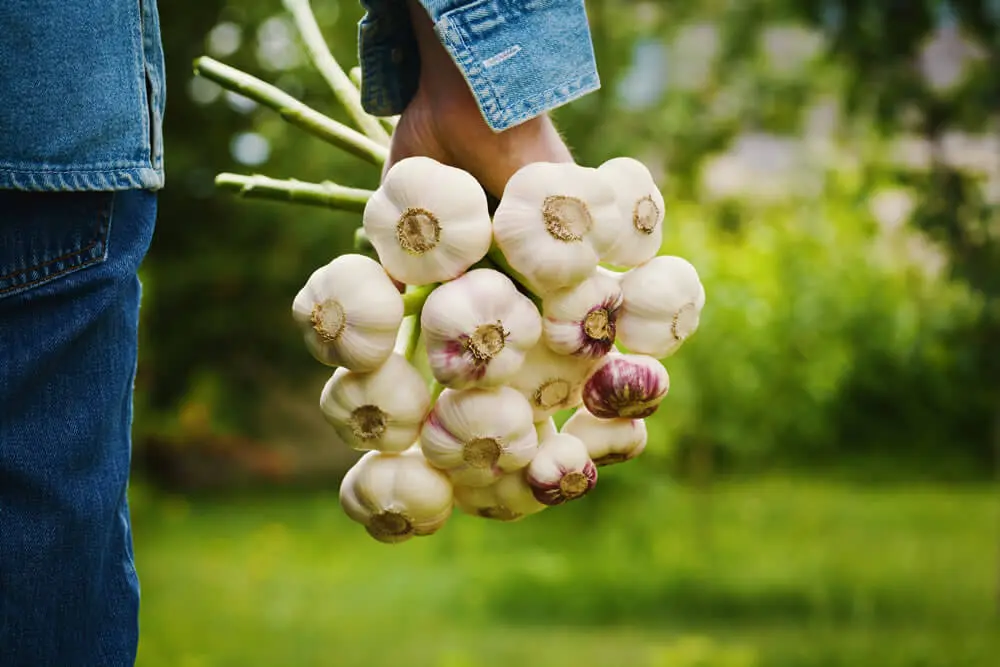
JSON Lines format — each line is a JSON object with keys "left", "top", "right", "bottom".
{"left": 492, "top": 162, "right": 624, "bottom": 294}
{"left": 561, "top": 406, "right": 648, "bottom": 466}
{"left": 582, "top": 353, "right": 670, "bottom": 419}
{"left": 508, "top": 341, "right": 597, "bottom": 421}
{"left": 454, "top": 472, "right": 547, "bottom": 521}
{"left": 362, "top": 157, "right": 493, "bottom": 286}
{"left": 420, "top": 268, "right": 542, "bottom": 389}
{"left": 597, "top": 157, "right": 666, "bottom": 267}
{"left": 320, "top": 353, "right": 432, "bottom": 453}
{"left": 339, "top": 448, "right": 454, "bottom": 544}
{"left": 419, "top": 386, "right": 538, "bottom": 487}
{"left": 292, "top": 254, "right": 404, "bottom": 371}
{"left": 542, "top": 271, "right": 623, "bottom": 359}
{"left": 525, "top": 433, "right": 598, "bottom": 505}
{"left": 617, "top": 255, "right": 706, "bottom": 358}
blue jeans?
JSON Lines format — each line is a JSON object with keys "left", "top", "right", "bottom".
{"left": 0, "top": 189, "right": 155, "bottom": 666}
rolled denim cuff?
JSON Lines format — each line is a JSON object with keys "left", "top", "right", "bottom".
{"left": 358, "top": 0, "right": 600, "bottom": 132}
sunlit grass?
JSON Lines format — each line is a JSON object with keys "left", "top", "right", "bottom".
{"left": 132, "top": 476, "right": 999, "bottom": 667}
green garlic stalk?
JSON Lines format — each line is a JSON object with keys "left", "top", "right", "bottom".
{"left": 215, "top": 173, "right": 373, "bottom": 213}
{"left": 282, "top": 0, "right": 391, "bottom": 146}
{"left": 192, "top": 56, "right": 388, "bottom": 166}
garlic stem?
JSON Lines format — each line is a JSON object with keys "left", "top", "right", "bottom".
{"left": 193, "top": 57, "right": 388, "bottom": 166}
{"left": 401, "top": 284, "right": 436, "bottom": 317}
{"left": 215, "top": 173, "right": 373, "bottom": 213}
{"left": 282, "top": 0, "right": 391, "bottom": 146}
{"left": 486, "top": 246, "right": 542, "bottom": 309}
{"left": 348, "top": 66, "right": 399, "bottom": 132}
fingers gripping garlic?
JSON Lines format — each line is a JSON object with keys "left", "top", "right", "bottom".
{"left": 618, "top": 255, "right": 706, "bottom": 358}
{"left": 492, "top": 162, "right": 624, "bottom": 294}
{"left": 339, "top": 448, "right": 454, "bottom": 544}
{"left": 320, "top": 353, "right": 431, "bottom": 453}
{"left": 419, "top": 386, "right": 538, "bottom": 487}
{"left": 582, "top": 353, "right": 670, "bottom": 420}
{"left": 526, "top": 433, "right": 598, "bottom": 506}
{"left": 362, "top": 156, "right": 492, "bottom": 285}
{"left": 421, "top": 268, "right": 542, "bottom": 389}
{"left": 508, "top": 342, "right": 596, "bottom": 421}
{"left": 542, "top": 271, "right": 623, "bottom": 359}
{"left": 292, "top": 254, "right": 404, "bottom": 371}
{"left": 597, "top": 157, "right": 666, "bottom": 267}
{"left": 561, "top": 406, "right": 648, "bottom": 466}
{"left": 454, "top": 472, "right": 546, "bottom": 521}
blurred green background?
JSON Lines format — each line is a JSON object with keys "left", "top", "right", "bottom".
{"left": 134, "top": 1, "right": 1000, "bottom": 665}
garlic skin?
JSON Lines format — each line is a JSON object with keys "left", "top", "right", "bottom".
{"left": 526, "top": 433, "right": 598, "bottom": 506}
{"left": 617, "top": 256, "right": 706, "bottom": 358}
{"left": 597, "top": 157, "right": 666, "bottom": 267}
{"left": 508, "top": 341, "right": 597, "bottom": 421}
{"left": 492, "top": 162, "right": 624, "bottom": 294}
{"left": 339, "top": 448, "right": 454, "bottom": 544}
{"left": 582, "top": 353, "right": 670, "bottom": 419}
{"left": 320, "top": 353, "right": 431, "bottom": 453}
{"left": 292, "top": 254, "right": 404, "bottom": 371}
{"left": 542, "top": 271, "right": 623, "bottom": 359}
{"left": 362, "top": 156, "right": 492, "bottom": 286}
{"left": 561, "top": 407, "right": 648, "bottom": 466}
{"left": 419, "top": 386, "right": 538, "bottom": 487}
{"left": 421, "top": 269, "right": 542, "bottom": 389}
{"left": 453, "top": 472, "right": 547, "bottom": 521}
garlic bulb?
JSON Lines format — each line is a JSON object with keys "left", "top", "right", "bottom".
{"left": 492, "top": 162, "right": 623, "bottom": 294}
{"left": 508, "top": 341, "right": 596, "bottom": 421}
{"left": 453, "top": 472, "right": 546, "bottom": 521}
{"left": 339, "top": 448, "right": 454, "bottom": 544}
{"left": 421, "top": 268, "right": 542, "bottom": 389}
{"left": 542, "top": 271, "right": 623, "bottom": 359}
{"left": 362, "top": 156, "right": 492, "bottom": 285}
{"left": 582, "top": 353, "right": 670, "bottom": 419}
{"left": 597, "top": 157, "right": 665, "bottom": 267}
{"left": 526, "top": 433, "right": 597, "bottom": 505}
{"left": 561, "top": 406, "right": 648, "bottom": 466}
{"left": 419, "top": 386, "right": 538, "bottom": 487}
{"left": 292, "top": 254, "right": 404, "bottom": 371}
{"left": 319, "top": 353, "right": 431, "bottom": 453}
{"left": 617, "top": 255, "right": 706, "bottom": 358}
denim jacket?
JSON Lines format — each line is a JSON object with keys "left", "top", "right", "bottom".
{"left": 359, "top": 0, "right": 600, "bottom": 131}
{"left": 0, "top": 0, "right": 166, "bottom": 192}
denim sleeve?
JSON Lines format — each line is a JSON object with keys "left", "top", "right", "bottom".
{"left": 358, "top": 0, "right": 600, "bottom": 132}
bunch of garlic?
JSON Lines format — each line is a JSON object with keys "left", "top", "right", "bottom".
{"left": 290, "top": 155, "right": 706, "bottom": 544}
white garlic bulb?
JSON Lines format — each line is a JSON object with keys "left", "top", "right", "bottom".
{"left": 582, "top": 352, "right": 670, "bottom": 419}
{"left": 617, "top": 255, "right": 706, "bottom": 358}
{"left": 319, "top": 353, "right": 431, "bottom": 453}
{"left": 362, "top": 156, "right": 492, "bottom": 286}
{"left": 453, "top": 472, "right": 546, "bottom": 521}
{"left": 507, "top": 341, "right": 596, "bottom": 421}
{"left": 597, "top": 157, "right": 666, "bottom": 267}
{"left": 525, "top": 433, "right": 597, "bottom": 505}
{"left": 542, "top": 271, "right": 623, "bottom": 359}
{"left": 292, "top": 254, "right": 404, "bottom": 371}
{"left": 419, "top": 386, "right": 538, "bottom": 487}
{"left": 492, "top": 162, "right": 623, "bottom": 294}
{"left": 420, "top": 268, "right": 542, "bottom": 389}
{"left": 339, "top": 448, "right": 454, "bottom": 544}
{"left": 561, "top": 406, "right": 648, "bottom": 466}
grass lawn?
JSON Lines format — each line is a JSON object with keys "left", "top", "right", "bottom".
{"left": 131, "top": 475, "right": 999, "bottom": 667}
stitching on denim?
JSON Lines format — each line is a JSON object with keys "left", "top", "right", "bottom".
{"left": 0, "top": 195, "right": 114, "bottom": 295}
{"left": 0, "top": 163, "right": 152, "bottom": 174}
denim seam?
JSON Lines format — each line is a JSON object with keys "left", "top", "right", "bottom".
{"left": 0, "top": 168, "right": 162, "bottom": 192}
{"left": 0, "top": 195, "right": 113, "bottom": 296}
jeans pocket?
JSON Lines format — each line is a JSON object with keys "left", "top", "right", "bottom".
{"left": 0, "top": 190, "right": 113, "bottom": 300}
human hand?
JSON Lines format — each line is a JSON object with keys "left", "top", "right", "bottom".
{"left": 384, "top": 0, "right": 574, "bottom": 199}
